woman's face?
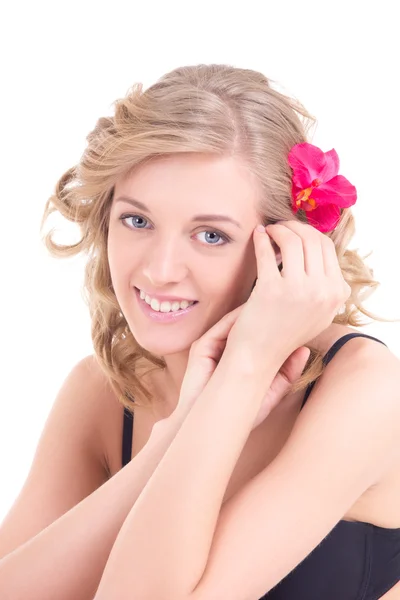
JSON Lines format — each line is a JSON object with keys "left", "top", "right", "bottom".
{"left": 107, "top": 153, "right": 279, "bottom": 357}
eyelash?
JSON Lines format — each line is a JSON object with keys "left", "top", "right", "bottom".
{"left": 118, "top": 213, "right": 232, "bottom": 247}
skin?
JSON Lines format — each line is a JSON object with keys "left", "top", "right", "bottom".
{"left": 102, "top": 153, "right": 400, "bottom": 599}
{"left": 107, "top": 152, "right": 332, "bottom": 416}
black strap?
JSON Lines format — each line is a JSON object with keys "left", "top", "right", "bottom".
{"left": 122, "top": 407, "right": 134, "bottom": 467}
{"left": 300, "top": 333, "right": 387, "bottom": 410}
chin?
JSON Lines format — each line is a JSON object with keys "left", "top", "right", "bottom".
{"left": 130, "top": 331, "right": 192, "bottom": 357}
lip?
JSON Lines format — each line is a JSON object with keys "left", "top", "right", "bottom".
{"left": 135, "top": 287, "right": 197, "bottom": 303}
{"left": 134, "top": 287, "right": 199, "bottom": 323}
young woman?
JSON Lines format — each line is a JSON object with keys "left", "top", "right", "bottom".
{"left": 1, "top": 64, "right": 400, "bottom": 599}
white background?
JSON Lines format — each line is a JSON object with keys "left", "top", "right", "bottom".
{"left": 1, "top": 1, "right": 399, "bottom": 521}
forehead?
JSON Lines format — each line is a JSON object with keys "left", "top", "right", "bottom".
{"left": 113, "top": 154, "right": 262, "bottom": 223}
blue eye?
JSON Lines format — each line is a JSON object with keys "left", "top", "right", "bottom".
{"left": 121, "top": 214, "right": 148, "bottom": 229}
{"left": 119, "top": 214, "right": 231, "bottom": 247}
{"left": 196, "top": 231, "right": 227, "bottom": 246}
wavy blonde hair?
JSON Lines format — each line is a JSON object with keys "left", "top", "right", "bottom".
{"left": 40, "top": 63, "right": 397, "bottom": 412}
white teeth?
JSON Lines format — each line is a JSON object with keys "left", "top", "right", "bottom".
{"left": 138, "top": 289, "right": 195, "bottom": 313}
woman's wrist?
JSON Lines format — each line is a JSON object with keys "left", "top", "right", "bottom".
{"left": 152, "top": 343, "right": 283, "bottom": 440}
{"left": 150, "top": 408, "right": 188, "bottom": 441}
{"left": 221, "top": 340, "right": 283, "bottom": 384}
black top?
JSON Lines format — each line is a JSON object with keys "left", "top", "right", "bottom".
{"left": 122, "top": 333, "right": 400, "bottom": 599}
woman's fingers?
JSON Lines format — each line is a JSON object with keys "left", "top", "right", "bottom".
{"left": 265, "top": 223, "right": 305, "bottom": 280}
{"left": 190, "top": 304, "right": 243, "bottom": 354}
{"left": 320, "top": 234, "right": 346, "bottom": 283}
{"left": 253, "top": 225, "right": 282, "bottom": 283}
{"left": 266, "top": 221, "right": 325, "bottom": 278}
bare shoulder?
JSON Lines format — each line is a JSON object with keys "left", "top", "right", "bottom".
{"left": 299, "top": 326, "right": 400, "bottom": 459}
{"left": 296, "top": 326, "right": 400, "bottom": 450}
{"left": 345, "top": 329, "right": 399, "bottom": 370}
{"left": 317, "top": 324, "right": 399, "bottom": 368}
{"left": 294, "top": 327, "right": 400, "bottom": 526}
{"left": 0, "top": 354, "right": 123, "bottom": 558}
{"left": 310, "top": 326, "right": 400, "bottom": 401}
{"left": 78, "top": 354, "right": 125, "bottom": 478}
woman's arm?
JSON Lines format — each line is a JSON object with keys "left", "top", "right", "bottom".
{"left": 95, "top": 347, "right": 281, "bottom": 600}
{"left": 0, "top": 413, "right": 185, "bottom": 600}
{"left": 96, "top": 343, "right": 400, "bottom": 600}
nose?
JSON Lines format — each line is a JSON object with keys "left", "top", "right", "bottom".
{"left": 142, "top": 235, "right": 189, "bottom": 287}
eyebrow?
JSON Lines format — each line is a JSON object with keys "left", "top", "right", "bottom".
{"left": 114, "top": 196, "right": 243, "bottom": 229}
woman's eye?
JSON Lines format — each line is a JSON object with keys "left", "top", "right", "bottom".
{"left": 119, "top": 214, "right": 230, "bottom": 247}
{"left": 195, "top": 231, "right": 229, "bottom": 246}
{"left": 120, "top": 214, "right": 149, "bottom": 229}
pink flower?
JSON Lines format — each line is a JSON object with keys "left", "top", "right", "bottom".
{"left": 288, "top": 142, "right": 357, "bottom": 233}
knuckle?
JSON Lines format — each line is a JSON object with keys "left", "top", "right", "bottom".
{"left": 335, "top": 284, "right": 345, "bottom": 298}
{"left": 323, "top": 235, "right": 336, "bottom": 250}
{"left": 343, "top": 282, "right": 352, "bottom": 299}
{"left": 190, "top": 339, "right": 200, "bottom": 353}
{"left": 327, "top": 283, "right": 342, "bottom": 302}
{"left": 333, "top": 293, "right": 344, "bottom": 308}
{"left": 314, "top": 289, "right": 328, "bottom": 305}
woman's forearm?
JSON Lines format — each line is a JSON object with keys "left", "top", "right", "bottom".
{"left": 0, "top": 414, "right": 185, "bottom": 600}
{"left": 95, "top": 349, "right": 281, "bottom": 600}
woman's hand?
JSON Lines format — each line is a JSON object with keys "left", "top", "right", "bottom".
{"left": 173, "top": 219, "right": 348, "bottom": 431}
{"left": 175, "top": 302, "right": 311, "bottom": 431}
{"left": 176, "top": 304, "right": 243, "bottom": 421}
{"left": 224, "top": 220, "right": 351, "bottom": 371}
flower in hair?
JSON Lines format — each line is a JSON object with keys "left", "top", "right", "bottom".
{"left": 288, "top": 142, "right": 357, "bottom": 233}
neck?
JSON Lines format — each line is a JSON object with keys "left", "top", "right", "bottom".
{"left": 148, "top": 349, "right": 191, "bottom": 418}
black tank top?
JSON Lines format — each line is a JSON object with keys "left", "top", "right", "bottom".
{"left": 121, "top": 333, "right": 400, "bottom": 599}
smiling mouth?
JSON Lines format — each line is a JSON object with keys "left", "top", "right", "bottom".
{"left": 134, "top": 287, "right": 199, "bottom": 320}
{"left": 135, "top": 287, "right": 198, "bottom": 308}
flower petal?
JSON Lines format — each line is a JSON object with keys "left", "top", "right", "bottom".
{"left": 319, "top": 149, "right": 340, "bottom": 181}
{"left": 305, "top": 203, "right": 341, "bottom": 233}
{"left": 311, "top": 175, "right": 357, "bottom": 208}
{"left": 288, "top": 143, "right": 327, "bottom": 187}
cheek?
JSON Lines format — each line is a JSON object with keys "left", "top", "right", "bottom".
{"left": 107, "top": 239, "right": 120, "bottom": 284}
{"left": 207, "top": 277, "right": 247, "bottom": 312}
{"left": 107, "top": 237, "right": 133, "bottom": 293}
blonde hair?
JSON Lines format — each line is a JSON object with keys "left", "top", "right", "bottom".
{"left": 40, "top": 63, "right": 397, "bottom": 412}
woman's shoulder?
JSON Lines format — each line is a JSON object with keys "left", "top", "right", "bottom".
{"left": 315, "top": 324, "right": 395, "bottom": 363}
{"left": 78, "top": 354, "right": 125, "bottom": 478}
{"left": 84, "top": 354, "right": 165, "bottom": 478}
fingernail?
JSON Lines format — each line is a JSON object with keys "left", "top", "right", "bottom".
{"left": 256, "top": 224, "right": 265, "bottom": 232}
